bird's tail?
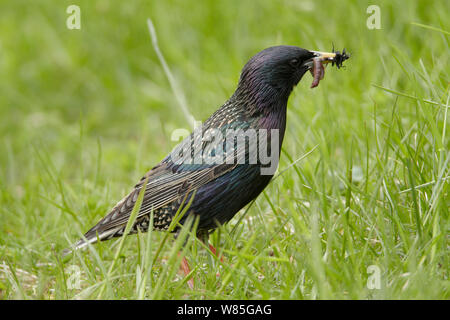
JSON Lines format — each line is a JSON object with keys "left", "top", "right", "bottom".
{"left": 62, "top": 226, "right": 123, "bottom": 257}
{"left": 62, "top": 184, "right": 142, "bottom": 257}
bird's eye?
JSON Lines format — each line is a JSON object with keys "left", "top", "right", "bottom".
{"left": 290, "top": 58, "right": 299, "bottom": 66}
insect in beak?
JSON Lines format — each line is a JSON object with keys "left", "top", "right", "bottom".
{"left": 303, "top": 48, "right": 350, "bottom": 88}
{"left": 310, "top": 48, "right": 350, "bottom": 68}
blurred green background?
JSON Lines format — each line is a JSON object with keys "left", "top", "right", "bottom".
{"left": 0, "top": 0, "right": 448, "bottom": 299}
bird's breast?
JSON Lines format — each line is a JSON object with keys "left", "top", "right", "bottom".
{"left": 256, "top": 110, "right": 287, "bottom": 146}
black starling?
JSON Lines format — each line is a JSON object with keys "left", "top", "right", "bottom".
{"left": 65, "top": 46, "right": 348, "bottom": 269}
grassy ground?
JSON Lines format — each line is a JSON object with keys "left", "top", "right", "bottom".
{"left": 0, "top": 0, "right": 448, "bottom": 299}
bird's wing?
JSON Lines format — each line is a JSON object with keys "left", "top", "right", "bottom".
{"left": 67, "top": 119, "right": 252, "bottom": 253}
{"left": 77, "top": 158, "right": 236, "bottom": 245}
{"left": 89, "top": 123, "right": 253, "bottom": 236}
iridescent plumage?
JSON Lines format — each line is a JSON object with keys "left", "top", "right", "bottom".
{"left": 66, "top": 46, "right": 342, "bottom": 253}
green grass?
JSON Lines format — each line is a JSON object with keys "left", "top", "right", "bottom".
{"left": 0, "top": 0, "right": 448, "bottom": 299}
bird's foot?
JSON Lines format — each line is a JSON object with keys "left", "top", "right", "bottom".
{"left": 178, "top": 243, "right": 226, "bottom": 288}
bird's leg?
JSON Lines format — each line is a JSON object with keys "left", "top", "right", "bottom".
{"left": 208, "top": 243, "right": 224, "bottom": 263}
{"left": 197, "top": 232, "right": 226, "bottom": 278}
{"left": 178, "top": 252, "right": 194, "bottom": 289}
{"left": 197, "top": 232, "right": 225, "bottom": 262}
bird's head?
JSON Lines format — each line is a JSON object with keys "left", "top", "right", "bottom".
{"left": 238, "top": 45, "right": 348, "bottom": 95}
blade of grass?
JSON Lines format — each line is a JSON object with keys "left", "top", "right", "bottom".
{"left": 97, "top": 177, "right": 149, "bottom": 298}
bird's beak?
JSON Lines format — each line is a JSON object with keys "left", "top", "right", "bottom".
{"left": 311, "top": 51, "right": 338, "bottom": 63}
{"left": 303, "top": 51, "right": 338, "bottom": 70}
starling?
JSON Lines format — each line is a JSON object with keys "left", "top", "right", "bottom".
{"left": 65, "top": 46, "right": 348, "bottom": 272}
